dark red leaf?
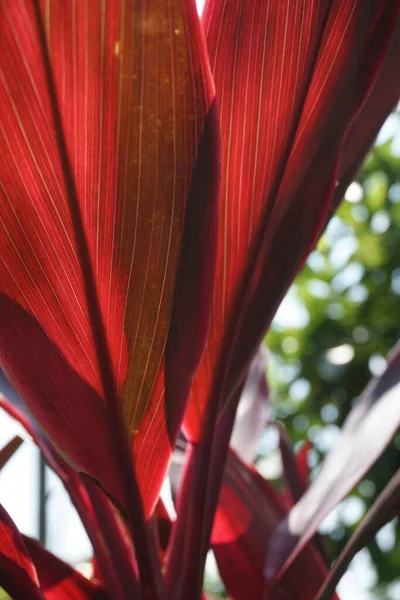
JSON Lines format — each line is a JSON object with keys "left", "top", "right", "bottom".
{"left": 152, "top": 498, "right": 173, "bottom": 559}
{"left": 315, "top": 469, "right": 400, "bottom": 600}
{"left": 295, "top": 441, "right": 312, "bottom": 490}
{"left": 278, "top": 426, "right": 310, "bottom": 506}
{"left": 0, "top": 504, "right": 42, "bottom": 600}
{"left": 186, "top": 0, "right": 400, "bottom": 439}
{"left": 0, "top": 376, "right": 138, "bottom": 599}
{"left": 332, "top": 6, "right": 400, "bottom": 214}
{"left": 266, "top": 342, "right": 400, "bottom": 582}
{"left": 211, "top": 451, "right": 338, "bottom": 600}
{"left": 23, "top": 536, "right": 109, "bottom": 600}
{"left": 0, "top": 435, "right": 23, "bottom": 471}
{"left": 0, "top": 0, "right": 218, "bottom": 520}
{"left": 173, "top": 3, "right": 400, "bottom": 596}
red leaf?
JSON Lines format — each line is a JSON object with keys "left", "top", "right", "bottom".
{"left": 295, "top": 441, "right": 312, "bottom": 490}
{"left": 152, "top": 498, "right": 173, "bottom": 559}
{"left": 0, "top": 504, "right": 42, "bottom": 600}
{"left": 315, "top": 469, "right": 400, "bottom": 600}
{"left": 211, "top": 451, "right": 338, "bottom": 600}
{"left": 0, "top": 376, "right": 138, "bottom": 599}
{"left": 0, "top": 435, "right": 23, "bottom": 471}
{"left": 0, "top": 0, "right": 218, "bottom": 519}
{"left": 278, "top": 426, "right": 310, "bottom": 506}
{"left": 332, "top": 6, "right": 400, "bottom": 214}
{"left": 22, "top": 537, "right": 109, "bottom": 600}
{"left": 173, "top": 3, "right": 400, "bottom": 595}
{"left": 186, "top": 0, "right": 400, "bottom": 439}
{"left": 266, "top": 342, "right": 400, "bottom": 582}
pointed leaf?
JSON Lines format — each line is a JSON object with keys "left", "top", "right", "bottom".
{"left": 186, "top": 0, "right": 400, "bottom": 438}
{"left": 0, "top": 435, "right": 23, "bottom": 471}
{"left": 0, "top": 370, "right": 73, "bottom": 481}
{"left": 230, "top": 345, "right": 269, "bottom": 463}
{"left": 0, "top": 0, "right": 218, "bottom": 515}
{"left": 278, "top": 426, "right": 309, "bottom": 505}
{"left": 0, "top": 504, "right": 42, "bottom": 600}
{"left": 315, "top": 469, "right": 400, "bottom": 600}
{"left": 211, "top": 451, "right": 338, "bottom": 600}
{"left": 153, "top": 498, "right": 173, "bottom": 558}
{"left": 266, "top": 342, "right": 400, "bottom": 581}
{"left": 22, "top": 537, "right": 108, "bottom": 600}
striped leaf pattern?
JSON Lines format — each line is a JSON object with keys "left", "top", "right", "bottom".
{"left": 0, "top": 0, "right": 218, "bottom": 512}
{"left": 185, "top": 0, "right": 400, "bottom": 438}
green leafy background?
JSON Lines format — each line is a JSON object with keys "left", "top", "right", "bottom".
{"left": 265, "top": 116, "right": 400, "bottom": 599}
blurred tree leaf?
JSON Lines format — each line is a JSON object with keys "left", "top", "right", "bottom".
{"left": 266, "top": 119, "right": 400, "bottom": 594}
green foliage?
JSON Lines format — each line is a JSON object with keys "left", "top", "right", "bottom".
{"left": 266, "top": 127, "right": 400, "bottom": 593}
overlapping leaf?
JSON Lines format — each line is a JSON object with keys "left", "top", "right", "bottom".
{"left": 173, "top": 3, "right": 400, "bottom": 595}
{"left": 266, "top": 342, "right": 400, "bottom": 582}
{"left": 185, "top": 0, "right": 400, "bottom": 439}
{"left": 0, "top": 0, "right": 218, "bottom": 513}
{"left": 278, "top": 426, "right": 310, "bottom": 506}
{"left": 0, "top": 374, "right": 138, "bottom": 599}
{"left": 0, "top": 504, "right": 42, "bottom": 600}
{"left": 23, "top": 537, "right": 108, "bottom": 600}
{"left": 211, "top": 450, "right": 339, "bottom": 600}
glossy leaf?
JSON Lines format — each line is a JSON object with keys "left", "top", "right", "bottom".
{"left": 0, "top": 0, "right": 218, "bottom": 515}
{"left": 23, "top": 536, "right": 108, "bottom": 600}
{"left": 211, "top": 450, "right": 338, "bottom": 600}
{"left": 0, "top": 504, "right": 42, "bottom": 600}
{"left": 0, "top": 435, "right": 23, "bottom": 471}
{"left": 266, "top": 342, "right": 400, "bottom": 581}
{"left": 315, "top": 469, "right": 400, "bottom": 600}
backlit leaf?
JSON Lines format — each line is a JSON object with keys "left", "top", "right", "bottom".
{"left": 0, "top": 0, "right": 218, "bottom": 514}
{"left": 0, "top": 504, "right": 41, "bottom": 600}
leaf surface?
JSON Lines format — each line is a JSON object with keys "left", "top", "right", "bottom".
{"left": 0, "top": 374, "right": 138, "bottom": 599}
{"left": 0, "top": 504, "right": 42, "bottom": 600}
{"left": 278, "top": 426, "right": 310, "bottom": 505}
{"left": 211, "top": 451, "right": 338, "bottom": 600}
{"left": 173, "top": 3, "right": 400, "bottom": 595}
{"left": 230, "top": 345, "right": 269, "bottom": 463}
{"left": 0, "top": 0, "right": 218, "bottom": 513}
{"left": 186, "top": 0, "right": 400, "bottom": 438}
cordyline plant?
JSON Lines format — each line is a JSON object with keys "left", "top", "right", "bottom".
{"left": 0, "top": 1, "right": 400, "bottom": 599}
